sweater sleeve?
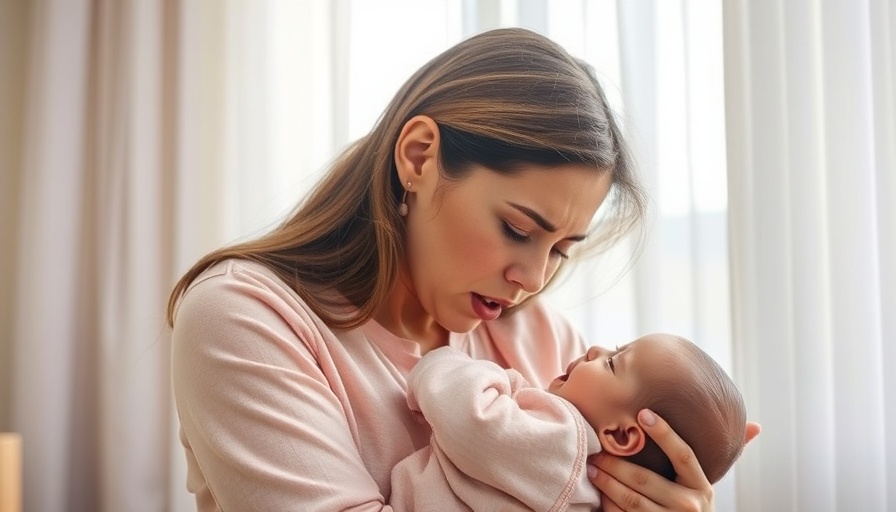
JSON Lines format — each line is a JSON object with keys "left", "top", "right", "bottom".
{"left": 391, "top": 347, "right": 601, "bottom": 512}
{"left": 171, "top": 263, "right": 394, "bottom": 511}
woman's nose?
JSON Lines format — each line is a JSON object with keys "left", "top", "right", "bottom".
{"left": 506, "top": 255, "right": 550, "bottom": 293}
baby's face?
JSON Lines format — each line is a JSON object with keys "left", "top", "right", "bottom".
{"left": 548, "top": 333, "right": 685, "bottom": 429}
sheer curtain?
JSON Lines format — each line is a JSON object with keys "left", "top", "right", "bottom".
{"left": 724, "top": 0, "right": 895, "bottom": 510}
{"left": 2, "top": 0, "right": 892, "bottom": 511}
{"left": 1, "top": 1, "right": 183, "bottom": 510}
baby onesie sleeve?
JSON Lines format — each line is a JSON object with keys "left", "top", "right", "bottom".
{"left": 390, "top": 347, "right": 600, "bottom": 512}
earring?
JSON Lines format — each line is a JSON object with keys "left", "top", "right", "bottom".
{"left": 398, "top": 181, "right": 411, "bottom": 216}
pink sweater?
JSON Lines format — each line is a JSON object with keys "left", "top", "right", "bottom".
{"left": 171, "top": 259, "right": 589, "bottom": 511}
{"left": 392, "top": 347, "right": 601, "bottom": 511}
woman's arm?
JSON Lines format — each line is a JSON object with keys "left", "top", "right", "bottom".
{"left": 589, "top": 410, "right": 762, "bottom": 512}
{"left": 171, "top": 264, "right": 394, "bottom": 511}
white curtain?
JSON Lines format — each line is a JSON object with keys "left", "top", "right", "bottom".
{"left": 1, "top": 0, "right": 892, "bottom": 511}
{"left": 724, "top": 0, "right": 895, "bottom": 510}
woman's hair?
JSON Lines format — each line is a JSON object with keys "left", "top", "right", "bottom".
{"left": 166, "top": 27, "right": 647, "bottom": 329}
{"left": 625, "top": 337, "right": 747, "bottom": 484}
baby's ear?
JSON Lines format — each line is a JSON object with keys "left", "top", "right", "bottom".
{"left": 598, "top": 420, "right": 646, "bottom": 457}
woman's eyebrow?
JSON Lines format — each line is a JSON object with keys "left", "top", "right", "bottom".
{"left": 507, "top": 202, "right": 587, "bottom": 241}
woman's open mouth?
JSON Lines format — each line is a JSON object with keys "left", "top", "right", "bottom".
{"left": 471, "top": 293, "right": 503, "bottom": 321}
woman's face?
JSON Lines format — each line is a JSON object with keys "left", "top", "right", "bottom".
{"left": 403, "top": 162, "right": 612, "bottom": 334}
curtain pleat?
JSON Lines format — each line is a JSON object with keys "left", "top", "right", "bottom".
{"left": 820, "top": 3, "right": 888, "bottom": 507}
{"left": 725, "top": 0, "right": 894, "bottom": 509}
{"left": 12, "top": 2, "right": 95, "bottom": 511}
{"left": 871, "top": 2, "right": 896, "bottom": 503}
{"left": 2, "top": 0, "right": 183, "bottom": 509}
{"left": 0, "top": 0, "right": 30, "bottom": 449}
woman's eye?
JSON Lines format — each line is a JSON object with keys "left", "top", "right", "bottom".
{"left": 551, "top": 247, "right": 570, "bottom": 260}
{"left": 502, "top": 221, "right": 531, "bottom": 243}
{"left": 607, "top": 356, "right": 615, "bottom": 373}
{"left": 503, "top": 221, "right": 569, "bottom": 259}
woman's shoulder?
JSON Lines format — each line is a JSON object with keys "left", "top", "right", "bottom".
{"left": 177, "top": 259, "right": 292, "bottom": 310}
{"left": 184, "top": 258, "right": 286, "bottom": 291}
{"left": 173, "top": 258, "right": 330, "bottom": 342}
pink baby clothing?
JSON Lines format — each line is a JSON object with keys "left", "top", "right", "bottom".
{"left": 391, "top": 346, "right": 602, "bottom": 512}
{"left": 171, "top": 259, "right": 588, "bottom": 511}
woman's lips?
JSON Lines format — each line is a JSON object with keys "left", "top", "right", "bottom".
{"left": 471, "top": 293, "right": 502, "bottom": 321}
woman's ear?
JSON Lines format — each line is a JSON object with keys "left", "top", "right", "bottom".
{"left": 598, "top": 420, "right": 646, "bottom": 457}
{"left": 394, "top": 115, "right": 440, "bottom": 186}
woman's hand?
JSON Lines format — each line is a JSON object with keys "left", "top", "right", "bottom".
{"left": 588, "top": 409, "right": 761, "bottom": 511}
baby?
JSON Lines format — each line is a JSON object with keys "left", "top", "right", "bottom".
{"left": 390, "top": 332, "right": 747, "bottom": 511}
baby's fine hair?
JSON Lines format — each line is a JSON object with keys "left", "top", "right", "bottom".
{"left": 626, "top": 336, "right": 746, "bottom": 484}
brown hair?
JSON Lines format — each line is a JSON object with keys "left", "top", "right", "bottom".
{"left": 625, "top": 336, "right": 746, "bottom": 484}
{"left": 166, "top": 27, "right": 647, "bottom": 329}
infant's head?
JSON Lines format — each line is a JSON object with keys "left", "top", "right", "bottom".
{"left": 547, "top": 333, "right": 746, "bottom": 483}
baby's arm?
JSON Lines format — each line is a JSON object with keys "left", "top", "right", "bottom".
{"left": 393, "top": 347, "right": 600, "bottom": 512}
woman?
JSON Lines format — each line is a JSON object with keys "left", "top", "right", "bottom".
{"left": 168, "top": 27, "right": 758, "bottom": 511}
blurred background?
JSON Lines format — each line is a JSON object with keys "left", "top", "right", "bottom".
{"left": 0, "top": 0, "right": 892, "bottom": 510}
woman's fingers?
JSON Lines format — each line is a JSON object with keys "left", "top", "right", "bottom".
{"left": 598, "top": 492, "right": 624, "bottom": 512}
{"left": 744, "top": 421, "right": 761, "bottom": 445}
{"left": 636, "top": 409, "right": 711, "bottom": 492}
{"left": 591, "top": 454, "right": 672, "bottom": 511}
{"left": 590, "top": 410, "right": 725, "bottom": 511}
